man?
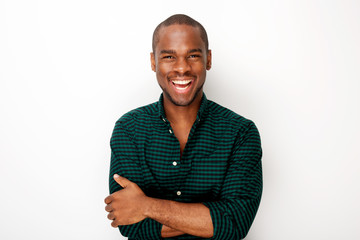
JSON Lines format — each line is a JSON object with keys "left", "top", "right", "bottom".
{"left": 104, "top": 14, "right": 262, "bottom": 239}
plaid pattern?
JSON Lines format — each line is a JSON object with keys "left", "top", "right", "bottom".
{"left": 109, "top": 93, "right": 262, "bottom": 239}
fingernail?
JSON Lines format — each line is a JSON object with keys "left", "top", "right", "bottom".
{"left": 114, "top": 174, "right": 119, "bottom": 178}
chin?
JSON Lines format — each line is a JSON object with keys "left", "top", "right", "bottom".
{"left": 162, "top": 84, "right": 204, "bottom": 107}
{"left": 169, "top": 93, "right": 200, "bottom": 107}
{"left": 171, "top": 100, "right": 193, "bottom": 107}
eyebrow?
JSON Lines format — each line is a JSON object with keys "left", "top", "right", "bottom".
{"left": 160, "top": 50, "right": 176, "bottom": 55}
{"left": 188, "top": 48, "right": 203, "bottom": 54}
{"left": 159, "top": 48, "right": 203, "bottom": 55}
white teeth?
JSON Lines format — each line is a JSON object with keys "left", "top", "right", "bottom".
{"left": 172, "top": 80, "right": 192, "bottom": 85}
{"left": 175, "top": 85, "right": 190, "bottom": 90}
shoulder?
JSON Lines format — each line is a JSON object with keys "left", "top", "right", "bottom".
{"left": 206, "top": 100, "right": 258, "bottom": 133}
{"left": 113, "top": 101, "right": 159, "bottom": 133}
{"left": 206, "top": 100, "right": 261, "bottom": 149}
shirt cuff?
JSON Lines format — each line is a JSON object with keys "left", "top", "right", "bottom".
{"left": 203, "top": 201, "right": 237, "bottom": 240}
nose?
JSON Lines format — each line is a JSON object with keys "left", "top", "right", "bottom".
{"left": 173, "top": 57, "right": 191, "bottom": 74}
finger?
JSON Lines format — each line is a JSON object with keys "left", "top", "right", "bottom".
{"left": 105, "top": 204, "right": 113, "bottom": 212}
{"left": 113, "top": 174, "right": 132, "bottom": 188}
{"left": 104, "top": 196, "right": 112, "bottom": 204}
{"left": 111, "top": 220, "right": 119, "bottom": 228}
{"left": 107, "top": 212, "right": 115, "bottom": 220}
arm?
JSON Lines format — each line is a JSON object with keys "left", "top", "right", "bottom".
{"left": 202, "top": 121, "right": 263, "bottom": 239}
{"left": 147, "top": 198, "right": 214, "bottom": 238}
{"left": 107, "top": 119, "right": 196, "bottom": 238}
{"left": 106, "top": 119, "right": 163, "bottom": 239}
{"left": 106, "top": 120, "right": 262, "bottom": 239}
{"left": 161, "top": 225, "right": 185, "bottom": 238}
{"left": 106, "top": 116, "right": 261, "bottom": 239}
{"left": 106, "top": 174, "right": 213, "bottom": 238}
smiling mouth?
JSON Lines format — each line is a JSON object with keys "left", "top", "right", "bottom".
{"left": 171, "top": 79, "right": 192, "bottom": 90}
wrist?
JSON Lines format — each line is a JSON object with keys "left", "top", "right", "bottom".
{"left": 142, "top": 196, "right": 155, "bottom": 218}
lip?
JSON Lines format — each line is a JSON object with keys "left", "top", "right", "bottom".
{"left": 169, "top": 78, "right": 194, "bottom": 93}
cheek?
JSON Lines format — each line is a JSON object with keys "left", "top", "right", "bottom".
{"left": 157, "top": 64, "right": 170, "bottom": 77}
{"left": 156, "top": 71, "right": 162, "bottom": 81}
{"left": 156, "top": 66, "right": 168, "bottom": 83}
{"left": 192, "top": 63, "right": 206, "bottom": 74}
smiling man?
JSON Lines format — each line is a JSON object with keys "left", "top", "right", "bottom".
{"left": 105, "top": 14, "right": 263, "bottom": 239}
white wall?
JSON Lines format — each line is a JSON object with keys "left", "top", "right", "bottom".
{"left": 1, "top": 1, "right": 359, "bottom": 239}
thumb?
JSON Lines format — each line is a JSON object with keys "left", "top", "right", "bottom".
{"left": 113, "top": 174, "right": 131, "bottom": 188}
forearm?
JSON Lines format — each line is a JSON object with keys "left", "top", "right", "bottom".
{"left": 143, "top": 197, "right": 214, "bottom": 238}
{"left": 161, "top": 225, "right": 185, "bottom": 238}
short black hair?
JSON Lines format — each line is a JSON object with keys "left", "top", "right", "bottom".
{"left": 152, "top": 14, "right": 209, "bottom": 53}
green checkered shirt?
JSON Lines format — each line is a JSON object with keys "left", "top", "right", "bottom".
{"left": 109, "top": 93, "right": 262, "bottom": 239}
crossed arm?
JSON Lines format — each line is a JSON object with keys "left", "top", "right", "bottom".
{"left": 104, "top": 174, "right": 213, "bottom": 238}
{"left": 106, "top": 120, "right": 262, "bottom": 239}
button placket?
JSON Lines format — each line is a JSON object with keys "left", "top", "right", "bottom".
{"left": 161, "top": 116, "right": 174, "bottom": 135}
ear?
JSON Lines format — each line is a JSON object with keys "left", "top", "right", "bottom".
{"left": 206, "top": 50, "right": 212, "bottom": 70}
{"left": 150, "top": 52, "right": 156, "bottom": 72}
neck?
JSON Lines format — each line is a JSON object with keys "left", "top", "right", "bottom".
{"left": 163, "top": 92, "right": 203, "bottom": 125}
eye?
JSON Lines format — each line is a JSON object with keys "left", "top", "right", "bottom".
{"left": 162, "top": 55, "right": 174, "bottom": 59}
{"left": 188, "top": 54, "right": 200, "bottom": 59}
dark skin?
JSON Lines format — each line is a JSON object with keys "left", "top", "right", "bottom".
{"left": 163, "top": 98, "right": 200, "bottom": 156}
{"left": 105, "top": 24, "right": 213, "bottom": 238}
{"left": 152, "top": 24, "right": 211, "bottom": 156}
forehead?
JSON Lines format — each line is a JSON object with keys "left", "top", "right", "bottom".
{"left": 156, "top": 24, "right": 205, "bottom": 53}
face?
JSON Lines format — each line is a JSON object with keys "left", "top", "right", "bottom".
{"left": 151, "top": 24, "right": 211, "bottom": 107}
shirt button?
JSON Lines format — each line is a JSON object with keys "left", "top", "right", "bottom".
{"left": 172, "top": 161, "right": 177, "bottom": 166}
{"left": 176, "top": 191, "right": 181, "bottom": 196}
{"left": 169, "top": 129, "right": 172, "bottom": 134}
{"left": 162, "top": 117, "right": 166, "bottom": 122}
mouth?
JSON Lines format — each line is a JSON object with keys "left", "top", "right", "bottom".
{"left": 171, "top": 79, "right": 193, "bottom": 91}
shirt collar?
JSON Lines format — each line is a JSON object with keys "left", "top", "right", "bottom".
{"left": 158, "top": 93, "right": 208, "bottom": 122}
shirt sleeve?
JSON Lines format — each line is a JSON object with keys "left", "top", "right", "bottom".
{"left": 202, "top": 121, "right": 263, "bottom": 239}
{"left": 109, "top": 118, "right": 162, "bottom": 240}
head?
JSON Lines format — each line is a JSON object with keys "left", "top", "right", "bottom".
{"left": 151, "top": 14, "right": 212, "bottom": 107}
{"left": 152, "top": 14, "right": 209, "bottom": 54}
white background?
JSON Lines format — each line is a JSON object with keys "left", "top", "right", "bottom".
{"left": 1, "top": 0, "right": 359, "bottom": 239}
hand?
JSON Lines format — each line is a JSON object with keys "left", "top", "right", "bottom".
{"left": 104, "top": 174, "right": 148, "bottom": 227}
